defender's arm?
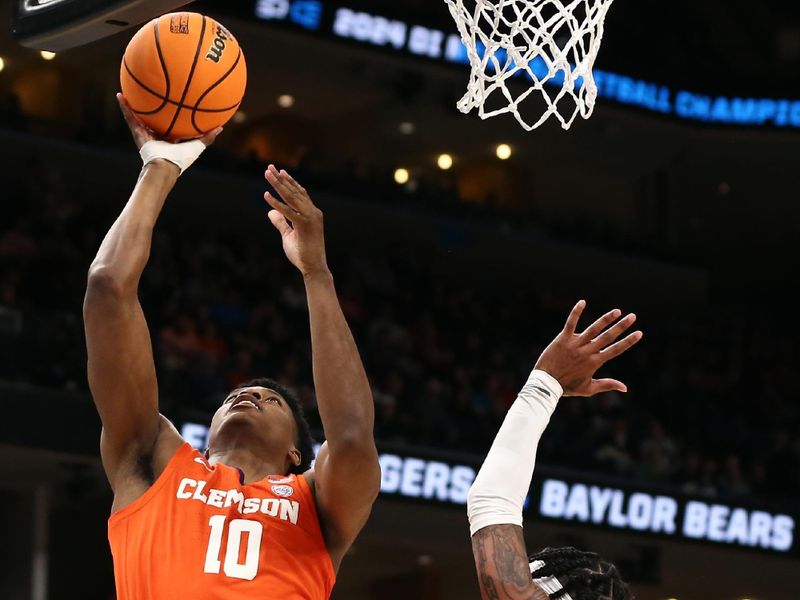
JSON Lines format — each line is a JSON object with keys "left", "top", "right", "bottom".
{"left": 472, "top": 525, "right": 546, "bottom": 600}
{"left": 467, "top": 302, "right": 642, "bottom": 598}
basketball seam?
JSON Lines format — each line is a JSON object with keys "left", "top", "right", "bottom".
{"left": 150, "top": 17, "right": 171, "bottom": 114}
{"left": 191, "top": 47, "right": 244, "bottom": 134}
{"left": 131, "top": 102, "right": 241, "bottom": 114}
{"left": 123, "top": 59, "right": 240, "bottom": 114}
{"left": 164, "top": 15, "right": 207, "bottom": 138}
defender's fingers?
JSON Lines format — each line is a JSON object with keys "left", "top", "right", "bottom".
{"left": 579, "top": 308, "right": 622, "bottom": 342}
{"left": 267, "top": 209, "right": 292, "bottom": 237}
{"left": 590, "top": 313, "right": 636, "bottom": 349}
{"left": 562, "top": 299, "right": 587, "bottom": 334}
{"left": 598, "top": 330, "right": 644, "bottom": 363}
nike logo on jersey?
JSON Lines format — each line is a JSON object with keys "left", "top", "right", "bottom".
{"left": 193, "top": 457, "right": 215, "bottom": 472}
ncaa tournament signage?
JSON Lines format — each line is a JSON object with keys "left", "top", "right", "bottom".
{"left": 180, "top": 422, "right": 797, "bottom": 557}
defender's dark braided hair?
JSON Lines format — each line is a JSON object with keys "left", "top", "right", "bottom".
{"left": 529, "top": 546, "right": 632, "bottom": 600}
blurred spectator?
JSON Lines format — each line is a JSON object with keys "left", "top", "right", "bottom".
{"left": 639, "top": 420, "right": 678, "bottom": 482}
{"left": 0, "top": 148, "right": 798, "bottom": 509}
{"left": 718, "top": 455, "right": 751, "bottom": 498}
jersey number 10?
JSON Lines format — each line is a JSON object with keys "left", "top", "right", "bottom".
{"left": 204, "top": 515, "right": 263, "bottom": 580}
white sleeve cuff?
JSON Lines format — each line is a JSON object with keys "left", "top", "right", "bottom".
{"left": 467, "top": 369, "right": 562, "bottom": 536}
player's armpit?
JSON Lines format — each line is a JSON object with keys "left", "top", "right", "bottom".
{"left": 471, "top": 525, "right": 548, "bottom": 600}
{"left": 306, "top": 440, "right": 380, "bottom": 570}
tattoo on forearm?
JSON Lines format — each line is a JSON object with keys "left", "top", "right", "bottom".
{"left": 471, "top": 525, "right": 546, "bottom": 600}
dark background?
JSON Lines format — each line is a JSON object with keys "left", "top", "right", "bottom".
{"left": 1, "top": 1, "right": 799, "bottom": 599}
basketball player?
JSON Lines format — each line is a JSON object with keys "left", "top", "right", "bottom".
{"left": 468, "top": 301, "right": 642, "bottom": 600}
{"left": 83, "top": 95, "right": 380, "bottom": 599}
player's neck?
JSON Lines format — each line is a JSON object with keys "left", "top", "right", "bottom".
{"left": 207, "top": 448, "right": 286, "bottom": 485}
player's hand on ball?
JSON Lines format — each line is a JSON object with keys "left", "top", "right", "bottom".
{"left": 264, "top": 165, "right": 328, "bottom": 278}
{"left": 116, "top": 93, "right": 222, "bottom": 150}
{"left": 534, "top": 300, "right": 643, "bottom": 397}
{"left": 117, "top": 93, "right": 155, "bottom": 150}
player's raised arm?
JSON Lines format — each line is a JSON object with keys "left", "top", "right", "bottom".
{"left": 468, "top": 301, "right": 641, "bottom": 600}
{"left": 83, "top": 94, "right": 219, "bottom": 493}
{"left": 264, "top": 166, "right": 380, "bottom": 568}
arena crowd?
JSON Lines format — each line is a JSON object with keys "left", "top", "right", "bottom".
{"left": 1, "top": 149, "right": 797, "bottom": 507}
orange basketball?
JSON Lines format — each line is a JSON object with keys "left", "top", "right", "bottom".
{"left": 120, "top": 12, "right": 247, "bottom": 140}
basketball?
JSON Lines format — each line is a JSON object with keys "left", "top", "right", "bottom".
{"left": 120, "top": 12, "right": 247, "bottom": 140}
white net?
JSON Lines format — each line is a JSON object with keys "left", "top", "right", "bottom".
{"left": 444, "top": 0, "right": 615, "bottom": 130}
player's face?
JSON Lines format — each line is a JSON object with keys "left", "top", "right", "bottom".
{"left": 208, "top": 386, "right": 299, "bottom": 456}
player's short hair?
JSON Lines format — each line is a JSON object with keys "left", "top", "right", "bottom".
{"left": 529, "top": 546, "right": 632, "bottom": 600}
{"left": 232, "top": 378, "right": 315, "bottom": 475}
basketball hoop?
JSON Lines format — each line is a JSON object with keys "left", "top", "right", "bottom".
{"left": 444, "top": 0, "right": 615, "bottom": 130}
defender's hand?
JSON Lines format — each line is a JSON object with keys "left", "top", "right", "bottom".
{"left": 264, "top": 165, "right": 329, "bottom": 278}
{"left": 534, "top": 300, "right": 643, "bottom": 396}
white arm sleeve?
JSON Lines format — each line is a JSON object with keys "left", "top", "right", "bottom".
{"left": 467, "top": 369, "right": 562, "bottom": 536}
{"left": 139, "top": 139, "right": 207, "bottom": 176}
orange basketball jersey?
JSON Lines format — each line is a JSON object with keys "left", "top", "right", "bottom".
{"left": 108, "top": 443, "right": 335, "bottom": 599}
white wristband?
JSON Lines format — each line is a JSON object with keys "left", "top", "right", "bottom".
{"left": 139, "top": 139, "right": 207, "bottom": 176}
{"left": 467, "top": 369, "right": 562, "bottom": 536}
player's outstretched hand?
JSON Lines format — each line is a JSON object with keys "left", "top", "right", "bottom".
{"left": 264, "top": 165, "right": 328, "bottom": 278}
{"left": 116, "top": 93, "right": 221, "bottom": 150}
{"left": 534, "top": 300, "right": 643, "bottom": 397}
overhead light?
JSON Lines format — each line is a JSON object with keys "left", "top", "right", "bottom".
{"left": 496, "top": 143, "right": 512, "bottom": 160}
{"left": 437, "top": 153, "right": 453, "bottom": 170}
{"left": 399, "top": 121, "right": 415, "bottom": 135}
{"left": 40, "top": 51, "right": 56, "bottom": 60}
{"left": 394, "top": 168, "right": 410, "bottom": 185}
{"left": 277, "top": 94, "right": 294, "bottom": 108}
{"left": 0, "top": 57, "right": 5, "bottom": 72}
{"left": 232, "top": 111, "right": 247, "bottom": 124}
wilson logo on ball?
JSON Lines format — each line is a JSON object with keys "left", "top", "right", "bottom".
{"left": 205, "top": 24, "right": 232, "bottom": 63}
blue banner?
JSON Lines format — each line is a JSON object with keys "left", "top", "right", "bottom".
{"left": 247, "top": 0, "right": 800, "bottom": 128}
